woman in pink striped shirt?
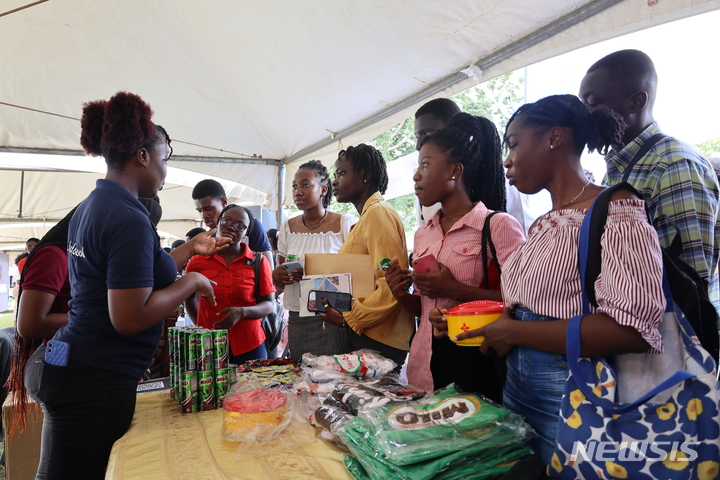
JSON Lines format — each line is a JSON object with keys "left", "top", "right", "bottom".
{"left": 386, "top": 113, "right": 525, "bottom": 401}
{"left": 454, "top": 95, "right": 665, "bottom": 467}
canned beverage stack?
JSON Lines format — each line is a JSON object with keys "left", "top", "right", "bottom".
{"left": 167, "top": 326, "right": 232, "bottom": 414}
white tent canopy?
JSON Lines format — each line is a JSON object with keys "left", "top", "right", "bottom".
{"left": 2, "top": 0, "right": 718, "bottom": 248}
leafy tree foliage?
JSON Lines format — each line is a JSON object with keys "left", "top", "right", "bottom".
{"left": 360, "top": 72, "right": 525, "bottom": 236}
{"left": 696, "top": 137, "right": 720, "bottom": 158}
{"left": 290, "top": 72, "right": 525, "bottom": 238}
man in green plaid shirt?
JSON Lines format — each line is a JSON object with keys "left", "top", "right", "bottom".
{"left": 580, "top": 49, "right": 720, "bottom": 321}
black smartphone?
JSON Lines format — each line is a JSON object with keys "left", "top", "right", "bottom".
{"left": 307, "top": 290, "right": 352, "bottom": 313}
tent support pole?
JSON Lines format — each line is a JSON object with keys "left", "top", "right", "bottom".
{"left": 277, "top": 164, "right": 286, "bottom": 227}
{"left": 18, "top": 170, "right": 25, "bottom": 218}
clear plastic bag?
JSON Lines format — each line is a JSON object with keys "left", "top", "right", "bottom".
{"left": 222, "top": 379, "right": 292, "bottom": 442}
{"left": 300, "top": 349, "right": 397, "bottom": 383}
{"left": 337, "top": 384, "right": 535, "bottom": 479}
{"left": 221, "top": 379, "right": 315, "bottom": 459}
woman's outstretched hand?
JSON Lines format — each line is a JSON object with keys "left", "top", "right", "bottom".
{"left": 191, "top": 229, "right": 231, "bottom": 256}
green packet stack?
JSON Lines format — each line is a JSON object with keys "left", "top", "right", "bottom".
{"left": 337, "top": 385, "right": 534, "bottom": 480}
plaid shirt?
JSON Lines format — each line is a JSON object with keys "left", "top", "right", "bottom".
{"left": 604, "top": 122, "right": 720, "bottom": 316}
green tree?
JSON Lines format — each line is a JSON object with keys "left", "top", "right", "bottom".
{"left": 361, "top": 72, "right": 525, "bottom": 237}
{"left": 696, "top": 137, "right": 720, "bottom": 157}
{"left": 291, "top": 73, "right": 525, "bottom": 229}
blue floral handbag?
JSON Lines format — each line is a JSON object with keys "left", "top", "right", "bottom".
{"left": 549, "top": 189, "right": 720, "bottom": 479}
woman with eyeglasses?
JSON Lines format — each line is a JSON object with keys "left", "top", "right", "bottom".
{"left": 185, "top": 204, "right": 276, "bottom": 363}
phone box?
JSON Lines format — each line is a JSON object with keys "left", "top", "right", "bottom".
{"left": 3, "top": 395, "right": 43, "bottom": 480}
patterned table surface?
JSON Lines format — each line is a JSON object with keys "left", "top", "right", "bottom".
{"left": 106, "top": 391, "right": 353, "bottom": 480}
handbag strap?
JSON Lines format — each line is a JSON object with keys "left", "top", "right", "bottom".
{"left": 566, "top": 316, "right": 695, "bottom": 414}
{"left": 253, "top": 251, "right": 261, "bottom": 304}
{"left": 620, "top": 133, "right": 667, "bottom": 183}
{"left": 481, "top": 211, "right": 501, "bottom": 290}
{"left": 568, "top": 186, "right": 695, "bottom": 414}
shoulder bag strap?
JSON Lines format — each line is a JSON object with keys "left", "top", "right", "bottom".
{"left": 620, "top": 133, "right": 668, "bottom": 183}
{"left": 583, "top": 182, "right": 643, "bottom": 308}
{"left": 482, "top": 211, "right": 501, "bottom": 290}
{"left": 253, "top": 251, "right": 261, "bottom": 304}
{"left": 569, "top": 186, "right": 693, "bottom": 415}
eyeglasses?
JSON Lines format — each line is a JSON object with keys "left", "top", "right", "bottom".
{"left": 219, "top": 218, "right": 248, "bottom": 232}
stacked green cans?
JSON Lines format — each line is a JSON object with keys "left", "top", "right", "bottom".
{"left": 168, "top": 326, "right": 232, "bottom": 413}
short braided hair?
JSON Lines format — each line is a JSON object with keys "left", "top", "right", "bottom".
{"left": 420, "top": 112, "right": 506, "bottom": 211}
{"left": 218, "top": 204, "right": 254, "bottom": 238}
{"left": 298, "top": 160, "right": 332, "bottom": 208}
{"left": 337, "top": 144, "right": 389, "bottom": 195}
{"left": 506, "top": 94, "right": 626, "bottom": 156}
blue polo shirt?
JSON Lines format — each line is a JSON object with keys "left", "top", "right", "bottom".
{"left": 55, "top": 179, "right": 177, "bottom": 378}
{"left": 248, "top": 218, "right": 272, "bottom": 253}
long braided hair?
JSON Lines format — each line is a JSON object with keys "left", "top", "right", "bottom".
{"left": 338, "top": 144, "right": 389, "bottom": 195}
{"left": 420, "top": 112, "right": 506, "bottom": 211}
{"left": 7, "top": 205, "right": 78, "bottom": 434}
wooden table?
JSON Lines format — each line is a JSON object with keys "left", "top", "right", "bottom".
{"left": 106, "top": 391, "right": 354, "bottom": 480}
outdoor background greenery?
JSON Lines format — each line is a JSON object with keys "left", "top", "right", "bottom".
{"left": 292, "top": 72, "right": 527, "bottom": 237}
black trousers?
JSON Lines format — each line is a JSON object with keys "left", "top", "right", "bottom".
{"left": 34, "top": 358, "right": 137, "bottom": 480}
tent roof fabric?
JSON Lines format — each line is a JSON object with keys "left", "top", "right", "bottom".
{"left": 1, "top": 0, "right": 718, "bottom": 248}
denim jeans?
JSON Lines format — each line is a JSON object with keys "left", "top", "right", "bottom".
{"left": 229, "top": 342, "right": 267, "bottom": 365}
{"left": 503, "top": 307, "right": 568, "bottom": 466}
{"left": 34, "top": 358, "right": 138, "bottom": 480}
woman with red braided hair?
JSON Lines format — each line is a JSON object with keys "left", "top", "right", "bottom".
{"left": 28, "top": 92, "right": 228, "bottom": 479}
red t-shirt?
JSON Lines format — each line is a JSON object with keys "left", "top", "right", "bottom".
{"left": 17, "top": 256, "right": 27, "bottom": 275}
{"left": 21, "top": 245, "right": 71, "bottom": 315}
{"left": 185, "top": 245, "right": 274, "bottom": 355}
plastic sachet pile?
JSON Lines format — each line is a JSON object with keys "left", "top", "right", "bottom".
{"left": 328, "top": 384, "right": 534, "bottom": 480}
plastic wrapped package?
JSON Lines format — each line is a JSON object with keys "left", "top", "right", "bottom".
{"left": 336, "top": 385, "right": 534, "bottom": 480}
{"left": 236, "top": 359, "right": 299, "bottom": 390}
{"left": 342, "top": 385, "right": 533, "bottom": 465}
{"left": 300, "top": 349, "right": 397, "bottom": 383}
{"left": 222, "top": 380, "right": 292, "bottom": 442}
{"left": 329, "top": 376, "right": 426, "bottom": 416}
{"left": 343, "top": 442, "right": 532, "bottom": 480}
{"left": 221, "top": 379, "right": 315, "bottom": 459}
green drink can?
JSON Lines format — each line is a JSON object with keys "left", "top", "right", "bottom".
{"left": 197, "top": 331, "right": 214, "bottom": 372}
{"left": 285, "top": 254, "right": 298, "bottom": 262}
{"left": 198, "top": 370, "right": 215, "bottom": 411}
{"left": 215, "top": 368, "right": 229, "bottom": 408}
{"left": 170, "top": 363, "right": 181, "bottom": 403}
{"left": 186, "top": 331, "right": 200, "bottom": 372}
{"left": 177, "top": 328, "right": 187, "bottom": 373}
{"left": 212, "top": 329, "right": 229, "bottom": 370}
{"left": 227, "top": 363, "right": 237, "bottom": 385}
{"left": 181, "top": 371, "right": 198, "bottom": 414}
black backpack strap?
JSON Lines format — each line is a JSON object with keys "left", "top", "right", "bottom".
{"left": 253, "top": 251, "right": 262, "bottom": 304}
{"left": 585, "top": 182, "right": 644, "bottom": 307}
{"left": 482, "top": 211, "right": 501, "bottom": 290}
{"left": 621, "top": 133, "right": 668, "bottom": 183}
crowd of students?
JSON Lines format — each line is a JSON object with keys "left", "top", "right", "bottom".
{"left": 7, "top": 48, "right": 720, "bottom": 479}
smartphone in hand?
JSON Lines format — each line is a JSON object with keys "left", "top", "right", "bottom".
{"left": 282, "top": 261, "right": 303, "bottom": 273}
{"left": 307, "top": 290, "right": 352, "bottom": 313}
{"left": 412, "top": 254, "right": 441, "bottom": 274}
